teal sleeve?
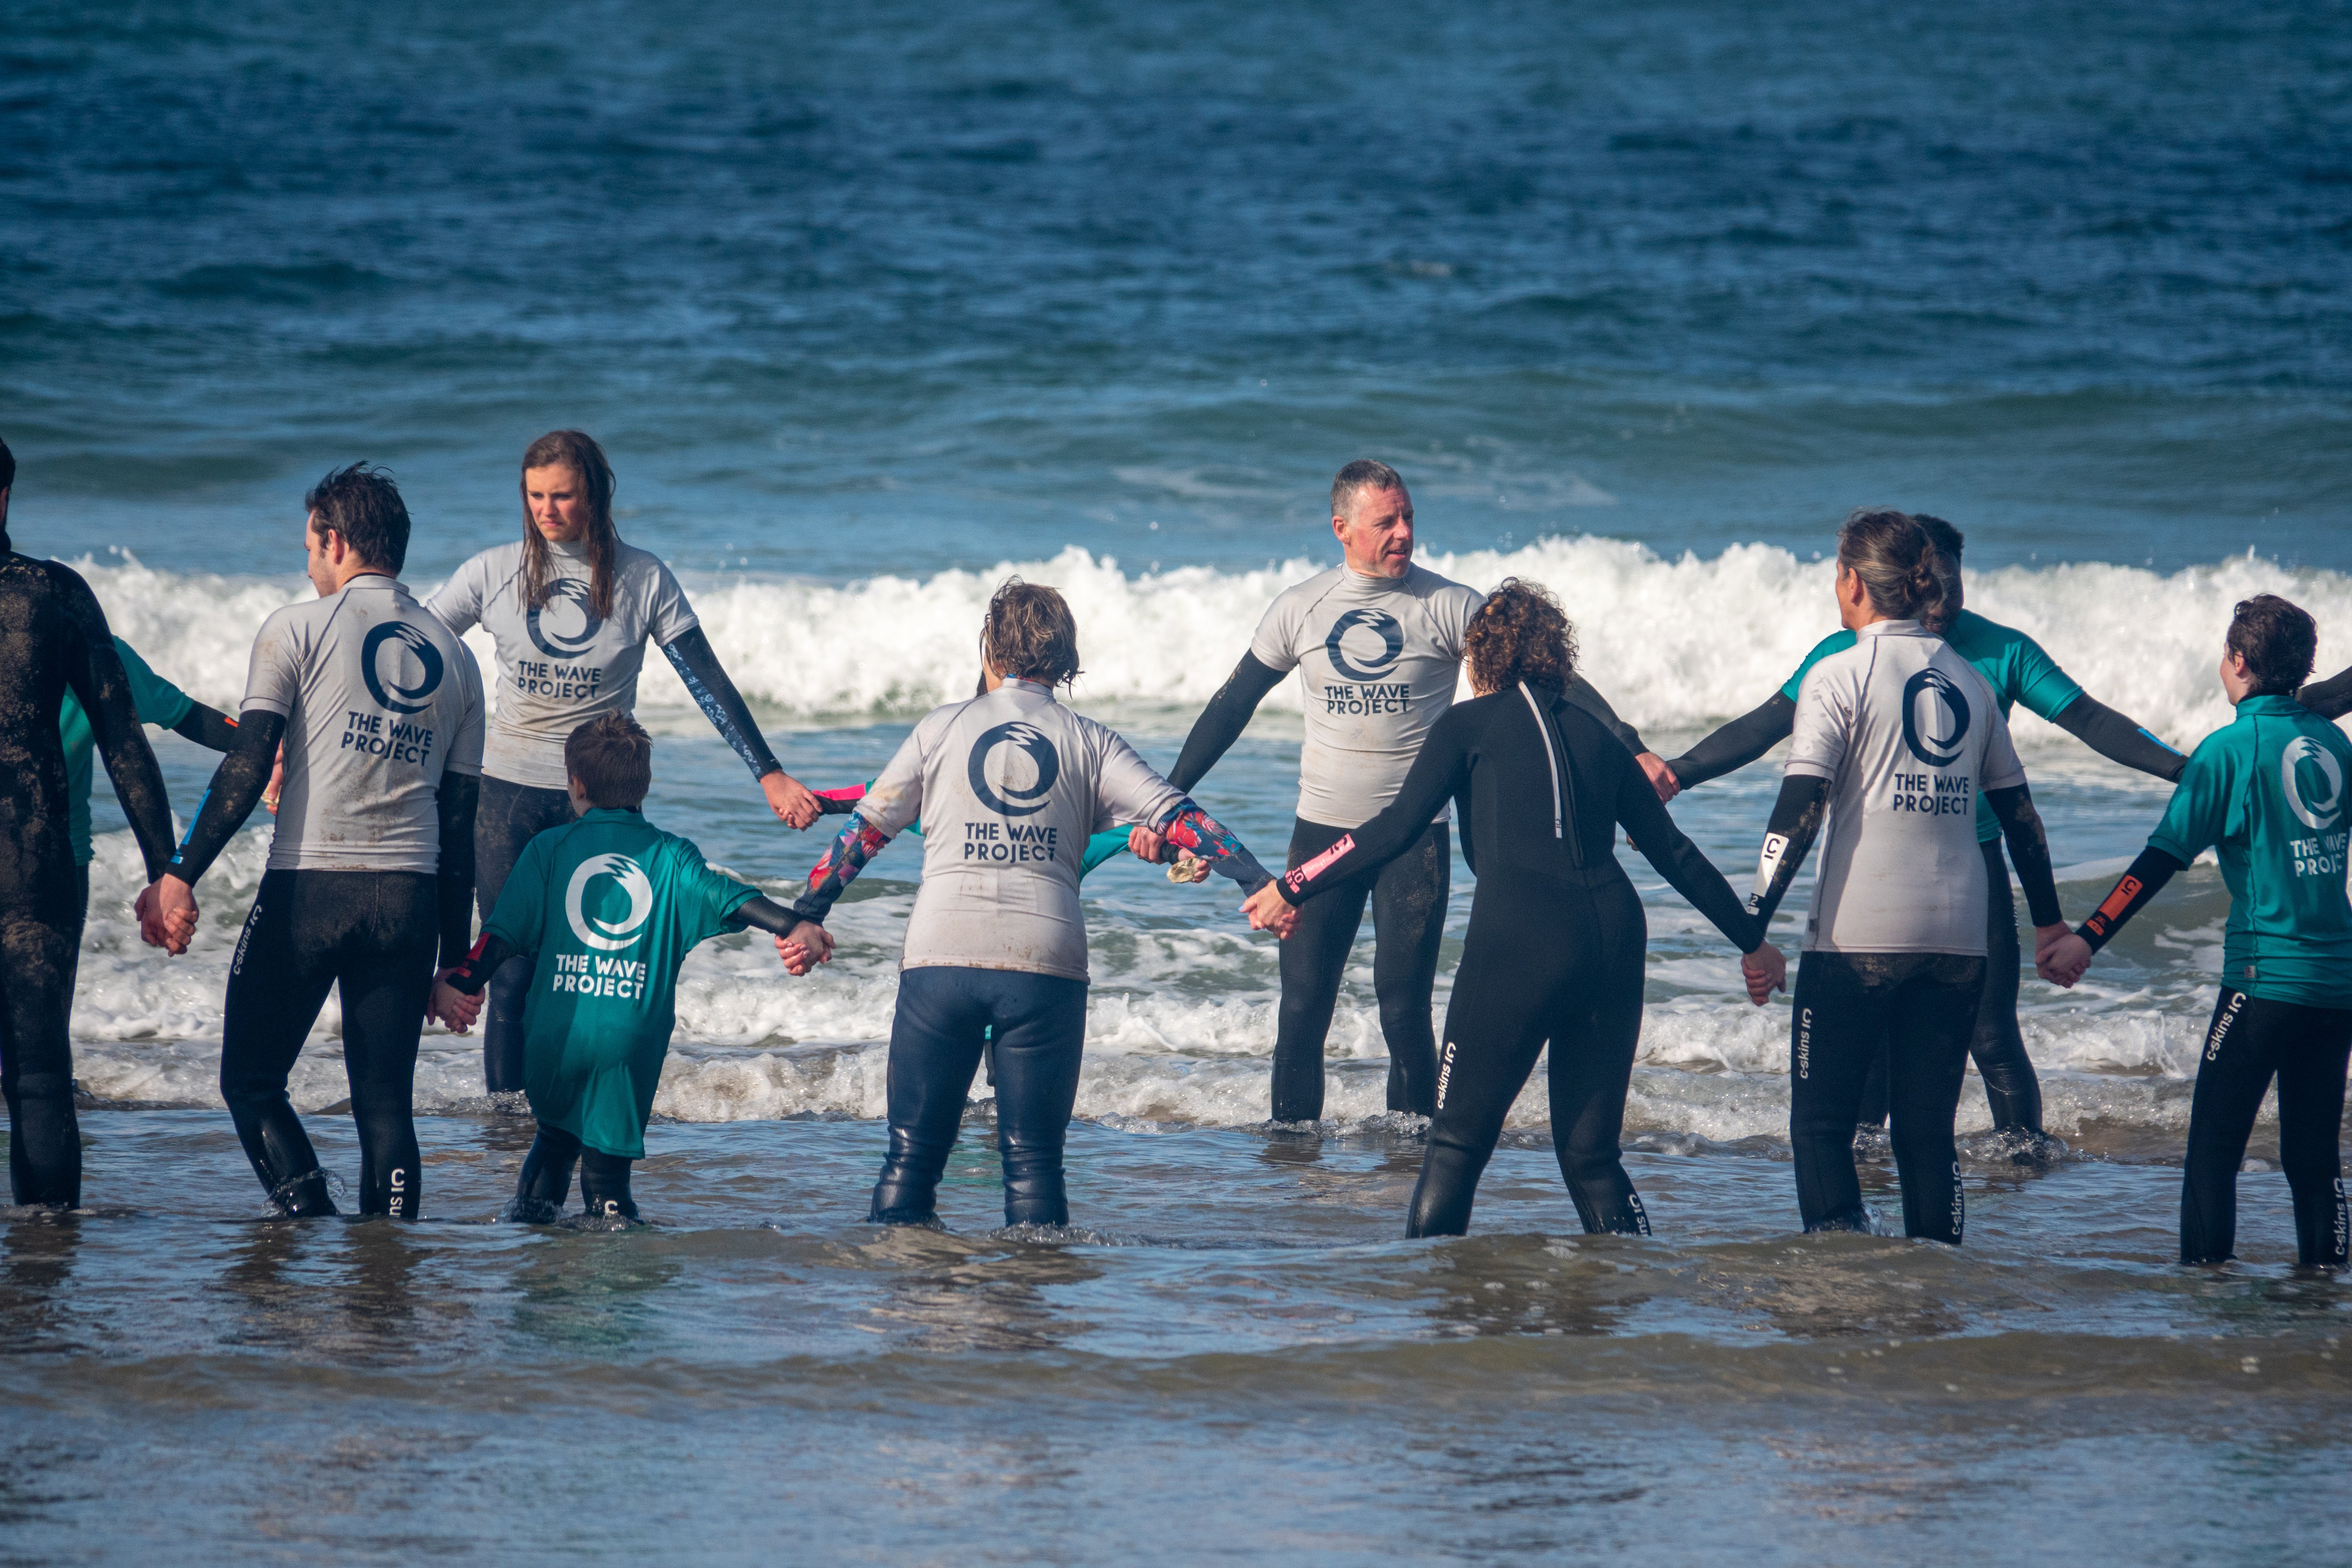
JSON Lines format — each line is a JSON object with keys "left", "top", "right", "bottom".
{"left": 2146, "top": 740, "right": 2230, "bottom": 866}
{"left": 113, "top": 639, "right": 194, "bottom": 730}
{"left": 1079, "top": 828, "right": 1129, "bottom": 877}
{"left": 674, "top": 839, "right": 762, "bottom": 947}
{"left": 1779, "top": 631, "right": 1856, "bottom": 702}
{"left": 2004, "top": 631, "right": 2086, "bottom": 722}
{"left": 481, "top": 838, "right": 549, "bottom": 960}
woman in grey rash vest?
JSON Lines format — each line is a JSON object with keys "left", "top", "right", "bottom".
{"left": 144, "top": 465, "right": 486, "bottom": 1217}
{"left": 428, "top": 430, "right": 822, "bottom": 1097}
{"left": 1668, "top": 514, "right": 2181, "bottom": 1150}
{"left": 1243, "top": 581, "right": 1778, "bottom": 1237}
{"left": 1743, "top": 510, "right": 2068, "bottom": 1243}
{"left": 776, "top": 579, "right": 1285, "bottom": 1229}
{"left": 2041, "top": 596, "right": 2352, "bottom": 1267}
{"left": 0, "top": 435, "right": 179, "bottom": 1207}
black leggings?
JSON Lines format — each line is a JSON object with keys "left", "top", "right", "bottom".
{"left": 474, "top": 775, "right": 574, "bottom": 1094}
{"left": 2181, "top": 989, "right": 2352, "bottom": 1267}
{"left": 1275, "top": 818, "right": 1448, "bottom": 1122}
{"left": 219, "top": 870, "right": 438, "bottom": 1217}
{"left": 1859, "top": 837, "right": 2041, "bottom": 1133}
{"left": 1791, "top": 951, "right": 1987, "bottom": 1242}
{"left": 871, "top": 966, "right": 1089, "bottom": 1228}
{"left": 1408, "top": 869, "right": 1650, "bottom": 1239}
{"left": 1, "top": 897, "right": 83, "bottom": 1209}
{"left": 511, "top": 1124, "right": 636, "bottom": 1221}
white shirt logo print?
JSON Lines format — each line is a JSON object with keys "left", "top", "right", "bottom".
{"left": 2283, "top": 735, "right": 2346, "bottom": 831}
{"left": 566, "top": 854, "right": 655, "bottom": 951}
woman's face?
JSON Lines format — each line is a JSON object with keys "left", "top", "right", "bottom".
{"left": 524, "top": 464, "right": 592, "bottom": 543}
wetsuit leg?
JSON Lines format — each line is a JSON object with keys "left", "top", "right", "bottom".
{"left": 1967, "top": 839, "right": 2042, "bottom": 1133}
{"left": 218, "top": 871, "right": 342, "bottom": 1216}
{"left": 870, "top": 967, "right": 991, "bottom": 1223}
{"left": 1546, "top": 943, "right": 1650, "bottom": 1238}
{"left": 511, "top": 1124, "right": 581, "bottom": 1221}
{"left": 1369, "top": 822, "right": 1448, "bottom": 1116}
{"left": 0, "top": 908, "right": 84, "bottom": 1208}
{"left": 578, "top": 1148, "right": 637, "bottom": 1221}
{"left": 981, "top": 973, "right": 1089, "bottom": 1227}
{"left": 1271, "top": 819, "right": 1373, "bottom": 1123}
{"left": 336, "top": 872, "right": 437, "bottom": 1219}
{"left": 474, "top": 777, "right": 574, "bottom": 1094}
{"left": 1856, "top": 1050, "right": 1890, "bottom": 1130}
{"left": 1880, "top": 956, "right": 1984, "bottom": 1244}
{"left": 2180, "top": 991, "right": 2352, "bottom": 1265}
{"left": 1787, "top": 953, "right": 1894, "bottom": 1233}
{"left": 2273, "top": 1005, "right": 2352, "bottom": 1267}
{"left": 65, "top": 864, "right": 89, "bottom": 989}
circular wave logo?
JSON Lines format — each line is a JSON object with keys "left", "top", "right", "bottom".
{"left": 2282, "top": 735, "right": 2345, "bottom": 830}
{"left": 1324, "top": 608, "right": 1406, "bottom": 682}
{"left": 1899, "top": 667, "right": 1972, "bottom": 769}
{"left": 565, "top": 853, "right": 655, "bottom": 952}
{"left": 968, "top": 721, "right": 1060, "bottom": 817}
{"left": 527, "top": 578, "right": 605, "bottom": 659}
{"left": 360, "top": 622, "right": 445, "bottom": 716}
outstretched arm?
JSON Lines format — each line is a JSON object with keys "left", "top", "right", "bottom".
{"left": 1669, "top": 693, "right": 1798, "bottom": 790}
{"left": 1563, "top": 672, "right": 1681, "bottom": 802}
{"left": 162, "top": 711, "right": 286, "bottom": 888}
{"left": 1148, "top": 802, "right": 1274, "bottom": 893}
{"left": 1612, "top": 758, "right": 1762, "bottom": 952}
{"left": 171, "top": 703, "right": 241, "bottom": 753}
{"left": 2297, "top": 664, "right": 2352, "bottom": 722}
{"left": 1746, "top": 774, "right": 1829, "bottom": 929}
{"left": 662, "top": 628, "right": 820, "bottom": 827}
{"left": 63, "top": 588, "right": 176, "bottom": 881}
{"left": 1271, "top": 714, "right": 1469, "bottom": 905}
{"left": 2049, "top": 695, "right": 2187, "bottom": 783}
{"left": 787, "top": 813, "right": 894, "bottom": 927}
{"left": 1984, "top": 782, "right": 2064, "bottom": 934}
{"left": 1169, "top": 653, "right": 1285, "bottom": 793}
{"left": 2038, "top": 845, "right": 2188, "bottom": 988}
{"left": 435, "top": 773, "right": 480, "bottom": 970}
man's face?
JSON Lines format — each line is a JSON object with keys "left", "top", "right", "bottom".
{"left": 1333, "top": 485, "right": 1414, "bottom": 579}
{"left": 525, "top": 464, "right": 592, "bottom": 544}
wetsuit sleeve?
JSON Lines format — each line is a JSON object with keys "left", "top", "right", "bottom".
{"left": 1149, "top": 801, "right": 1273, "bottom": 893}
{"left": 2073, "top": 845, "right": 2189, "bottom": 952}
{"left": 1169, "top": 652, "right": 1286, "bottom": 793}
{"left": 172, "top": 704, "right": 240, "bottom": 752}
{"left": 723, "top": 895, "right": 796, "bottom": 935}
{"left": 1746, "top": 773, "right": 1829, "bottom": 928}
{"left": 1561, "top": 673, "right": 1648, "bottom": 756}
{"left": 435, "top": 772, "right": 479, "bottom": 968}
{"left": 2049, "top": 694, "right": 2187, "bottom": 783}
{"left": 440, "top": 934, "right": 514, "bottom": 995}
{"left": 1984, "top": 783, "right": 2064, "bottom": 928}
{"left": 660, "top": 627, "right": 784, "bottom": 782}
{"left": 1668, "top": 693, "right": 1798, "bottom": 788}
{"left": 787, "top": 813, "right": 892, "bottom": 925}
{"left": 2297, "top": 665, "right": 2352, "bottom": 721}
{"left": 58, "top": 573, "right": 176, "bottom": 881}
{"left": 166, "top": 710, "right": 286, "bottom": 885}
{"left": 1611, "top": 753, "right": 1763, "bottom": 951}
{"left": 1277, "top": 708, "right": 1471, "bottom": 903}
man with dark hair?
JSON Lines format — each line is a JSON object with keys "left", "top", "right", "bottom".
{"left": 436, "top": 713, "right": 805, "bottom": 1222}
{"left": 0, "top": 434, "right": 180, "bottom": 1206}
{"left": 139, "top": 464, "right": 485, "bottom": 1218}
{"left": 1159, "top": 461, "right": 1663, "bottom": 1123}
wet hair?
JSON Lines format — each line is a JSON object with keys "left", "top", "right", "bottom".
{"left": 2226, "top": 594, "right": 2318, "bottom": 696}
{"left": 305, "top": 463, "right": 411, "bottom": 574}
{"left": 1914, "top": 514, "right": 1965, "bottom": 627}
{"left": 520, "top": 429, "right": 620, "bottom": 622}
{"left": 1330, "top": 459, "right": 1406, "bottom": 519}
{"left": 1835, "top": 508, "right": 1948, "bottom": 627}
{"left": 981, "top": 577, "right": 1083, "bottom": 688}
{"left": 1464, "top": 578, "right": 1577, "bottom": 694}
{"left": 566, "top": 712, "right": 653, "bottom": 809}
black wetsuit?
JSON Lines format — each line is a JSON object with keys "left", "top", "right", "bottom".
{"left": 1274, "top": 683, "right": 1760, "bottom": 1237}
{"left": 1175, "top": 653, "right": 1654, "bottom": 1123}
{"left": 0, "top": 544, "right": 176, "bottom": 1206}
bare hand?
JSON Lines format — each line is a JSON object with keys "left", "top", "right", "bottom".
{"left": 2038, "top": 932, "right": 2093, "bottom": 989}
{"left": 1167, "top": 852, "right": 1210, "bottom": 885}
{"left": 1636, "top": 751, "right": 1682, "bottom": 804}
{"left": 137, "top": 875, "right": 198, "bottom": 955}
{"left": 263, "top": 744, "right": 286, "bottom": 814}
{"left": 429, "top": 973, "right": 483, "bottom": 1034}
{"left": 762, "top": 771, "right": 823, "bottom": 830}
{"left": 1242, "top": 882, "right": 1298, "bottom": 938}
{"left": 777, "top": 920, "right": 834, "bottom": 976}
{"left": 2030, "top": 922, "right": 2071, "bottom": 967}
{"left": 1741, "top": 942, "right": 1786, "bottom": 1006}
{"left": 1127, "top": 824, "right": 1170, "bottom": 865}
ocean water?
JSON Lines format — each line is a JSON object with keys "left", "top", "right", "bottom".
{"left": 7, "top": 0, "right": 2352, "bottom": 1560}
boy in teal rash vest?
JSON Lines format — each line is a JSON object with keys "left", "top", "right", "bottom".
{"left": 2043, "top": 595, "right": 2352, "bottom": 1266}
{"left": 436, "top": 713, "right": 802, "bottom": 1221}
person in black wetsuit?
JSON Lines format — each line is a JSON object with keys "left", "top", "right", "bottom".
{"left": 1164, "top": 459, "right": 1669, "bottom": 1124}
{"left": 141, "top": 465, "right": 485, "bottom": 1218}
{"left": 0, "top": 435, "right": 180, "bottom": 1206}
{"left": 1243, "top": 580, "right": 1780, "bottom": 1237}
{"left": 1667, "top": 516, "right": 2176, "bottom": 1149}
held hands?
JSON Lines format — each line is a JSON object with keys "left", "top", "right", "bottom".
{"left": 1127, "top": 824, "right": 1169, "bottom": 864}
{"left": 1740, "top": 942, "right": 1787, "bottom": 1006}
{"left": 762, "top": 771, "right": 824, "bottom": 830}
{"left": 1167, "top": 852, "right": 1209, "bottom": 885}
{"left": 776, "top": 920, "right": 834, "bottom": 977}
{"left": 1241, "top": 882, "right": 1298, "bottom": 940}
{"left": 135, "top": 875, "right": 199, "bottom": 956}
{"left": 2037, "top": 928, "right": 2092, "bottom": 989}
{"left": 428, "top": 972, "right": 483, "bottom": 1034}
{"left": 1636, "top": 751, "right": 1682, "bottom": 805}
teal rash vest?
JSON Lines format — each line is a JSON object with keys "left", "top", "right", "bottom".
{"left": 481, "top": 806, "right": 760, "bottom": 1158}
{"left": 2143, "top": 694, "right": 2352, "bottom": 1009}
{"left": 59, "top": 637, "right": 194, "bottom": 867}
{"left": 1782, "top": 608, "right": 2088, "bottom": 844}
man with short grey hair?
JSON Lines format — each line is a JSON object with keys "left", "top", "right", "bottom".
{"left": 1158, "top": 460, "right": 1668, "bottom": 1122}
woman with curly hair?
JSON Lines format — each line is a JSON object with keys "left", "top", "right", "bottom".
{"left": 1246, "top": 580, "right": 1778, "bottom": 1237}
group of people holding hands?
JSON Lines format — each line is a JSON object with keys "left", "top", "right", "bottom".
{"left": 4, "top": 432, "right": 2349, "bottom": 1267}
